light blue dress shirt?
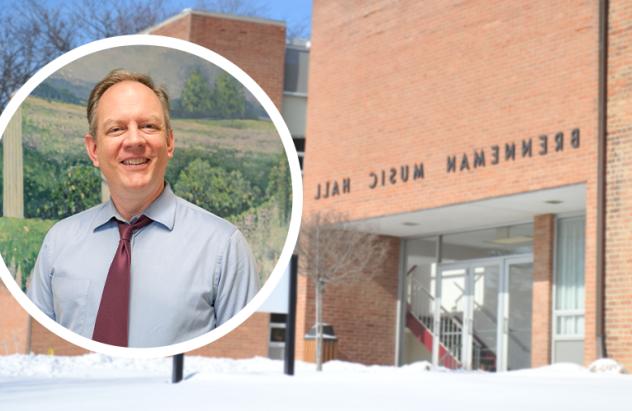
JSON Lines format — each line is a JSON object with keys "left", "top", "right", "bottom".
{"left": 27, "top": 182, "right": 260, "bottom": 348}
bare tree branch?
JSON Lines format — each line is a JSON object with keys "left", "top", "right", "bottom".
{"left": 0, "top": 0, "right": 77, "bottom": 110}
{"left": 0, "top": 0, "right": 178, "bottom": 111}
{"left": 72, "top": 0, "right": 179, "bottom": 41}
{"left": 285, "top": 15, "right": 311, "bottom": 40}
{"left": 20, "top": 0, "right": 78, "bottom": 54}
{"left": 295, "top": 210, "right": 391, "bottom": 371}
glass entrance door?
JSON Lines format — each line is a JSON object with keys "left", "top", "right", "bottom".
{"left": 435, "top": 265, "right": 467, "bottom": 367}
{"left": 469, "top": 262, "right": 501, "bottom": 371}
{"left": 500, "top": 257, "right": 533, "bottom": 371}
{"left": 434, "top": 255, "right": 532, "bottom": 371}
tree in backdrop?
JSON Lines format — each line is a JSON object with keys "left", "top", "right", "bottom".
{"left": 0, "top": 217, "right": 57, "bottom": 292}
{"left": 295, "top": 211, "right": 391, "bottom": 371}
{"left": 180, "top": 67, "right": 214, "bottom": 118}
{"left": 214, "top": 71, "right": 246, "bottom": 123}
{"left": 173, "top": 158, "right": 259, "bottom": 218}
{"left": 266, "top": 154, "right": 292, "bottom": 224}
{"left": 50, "top": 164, "right": 102, "bottom": 219}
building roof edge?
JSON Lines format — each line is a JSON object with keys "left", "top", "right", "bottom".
{"left": 137, "top": 9, "right": 193, "bottom": 35}
{"left": 138, "top": 8, "right": 286, "bottom": 35}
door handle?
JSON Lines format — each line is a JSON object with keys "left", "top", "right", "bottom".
{"left": 469, "top": 319, "right": 473, "bottom": 335}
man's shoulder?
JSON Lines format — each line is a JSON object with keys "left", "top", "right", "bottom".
{"left": 46, "top": 202, "right": 109, "bottom": 240}
{"left": 173, "top": 195, "right": 238, "bottom": 236}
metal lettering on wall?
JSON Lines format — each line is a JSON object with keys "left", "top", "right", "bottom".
{"left": 447, "top": 128, "right": 580, "bottom": 173}
{"left": 314, "top": 178, "right": 351, "bottom": 200}
{"left": 368, "top": 163, "right": 424, "bottom": 190}
{"left": 313, "top": 128, "right": 581, "bottom": 200}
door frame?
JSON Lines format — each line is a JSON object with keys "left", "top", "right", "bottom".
{"left": 434, "top": 254, "right": 533, "bottom": 371}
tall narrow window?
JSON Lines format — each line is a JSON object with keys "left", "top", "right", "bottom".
{"left": 553, "top": 216, "right": 585, "bottom": 364}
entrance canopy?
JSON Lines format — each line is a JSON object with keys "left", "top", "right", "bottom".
{"left": 350, "top": 184, "right": 586, "bottom": 238}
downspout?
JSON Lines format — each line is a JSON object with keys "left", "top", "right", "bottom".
{"left": 596, "top": 0, "right": 608, "bottom": 359}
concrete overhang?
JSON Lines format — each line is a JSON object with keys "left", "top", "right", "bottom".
{"left": 348, "top": 184, "right": 586, "bottom": 238}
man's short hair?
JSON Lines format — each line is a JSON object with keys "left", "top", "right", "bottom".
{"left": 87, "top": 69, "right": 171, "bottom": 138}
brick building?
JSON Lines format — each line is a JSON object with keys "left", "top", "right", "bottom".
{"left": 4, "top": 1, "right": 632, "bottom": 372}
{"left": 296, "top": 0, "right": 632, "bottom": 371}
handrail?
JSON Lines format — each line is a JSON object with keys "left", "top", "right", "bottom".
{"left": 409, "top": 277, "right": 465, "bottom": 330}
{"left": 452, "top": 282, "right": 530, "bottom": 354}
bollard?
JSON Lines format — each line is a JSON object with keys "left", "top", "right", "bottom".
{"left": 172, "top": 353, "right": 184, "bottom": 383}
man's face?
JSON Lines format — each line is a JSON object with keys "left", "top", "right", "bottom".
{"left": 85, "top": 81, "right": 174, "bottom": 202}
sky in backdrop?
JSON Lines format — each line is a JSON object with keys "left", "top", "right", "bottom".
{"left": 40, "top": 0, "right": 313, "bottom": 35}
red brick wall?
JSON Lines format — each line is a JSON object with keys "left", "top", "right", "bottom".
{"left": 0, "top": 278, "right": 30, "bottom": 354}
{"left": 296, "top": 236, "right": 400, "bottom": 365}
{"left": 532, "top": 214, "right": 554, "bottom": 367}
{"left": 604, "top": 0, "right": 632, "bottom": 369}
{"left": 188, "top": 312, "right": 269, "bottom": 358}
{"left": 29, "top": 319, "right": 90, "bottom": 356}
{"left": 304, "top": 0, "right": 599, "bottom": 365}
{"left": 8, "top": 299, "right": 268, "bottom": 358}
{"left": 149, "top": 11, "right": 286, "bottom": 112}
{"left": 324, "top": 236, "right": 400, "bottom": 365}
{"left": 150, "top": 13, "right": 191, "bottom": 40}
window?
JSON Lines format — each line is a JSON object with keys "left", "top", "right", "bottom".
{"left": 552, "top": 215, "right": 585, "bottom": 364}
{"left": 268, "top": 313, "right": 287, "bottom": 360}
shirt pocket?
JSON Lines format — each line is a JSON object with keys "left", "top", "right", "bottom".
{"left": 51, "top": 277, "right": 91, "bottom": 335}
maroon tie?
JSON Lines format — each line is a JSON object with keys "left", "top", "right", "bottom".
{"left": 92, "top": 215, "right": 153, "bottom": 347}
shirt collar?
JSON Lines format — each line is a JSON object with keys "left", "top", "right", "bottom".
{"left": 92, "top": 181, "right": 177, "bottom": 232}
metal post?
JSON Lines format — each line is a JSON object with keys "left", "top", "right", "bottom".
{"left": 394, "top": 239, "right": 406, "bottom": 366}
{"left": 172, "top": 353, "right": 184, "bottom": 383}
{"left": 284, "top": 255, "right": 298, "bottom": 375}
{"left": 596, "top": 0, "right": 609, "bottom": 361}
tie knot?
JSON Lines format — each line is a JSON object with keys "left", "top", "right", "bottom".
{"left": 116, "top": 215, "right": 153, "bottom": 241}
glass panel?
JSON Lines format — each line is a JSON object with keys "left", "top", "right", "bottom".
{"left": 555, "top": 217, "right": 586, "bottom": 312}
{"left": 439, "top": 268, "right": 466, "bottom": 366}
{"left": 270, "top": 327, "right": 285, "bottom": 343}
{"left": 284, "top": 48, "right": 310, "bottom": 93}
{"left": 403, "top": 237, "right": 437, "bottom": 365}
{"left": 471, "top": 264, "right": 500, "bottom": 371}
{"left": 556, "top": 315, "right": 585, "bottom": 336}
{"left": 442, "top": 223, "right": 533, "bottom": 261}
{"left": 507, "top": 262, "right": 533, "bottom": 371}
{"left": 405, "top": 238, "right": 437, "bottom": 330}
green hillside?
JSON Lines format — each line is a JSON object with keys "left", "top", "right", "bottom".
{"left": 1, "top": 97, "right": 291, "bottom": 286}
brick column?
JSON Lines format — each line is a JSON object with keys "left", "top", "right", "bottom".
{"left": 532, "top": 213, "right": 555, "bottom": 367}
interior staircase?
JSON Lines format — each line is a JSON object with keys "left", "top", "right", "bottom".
{"left": 406, "top": 272, "right": 497, "bottom": 370}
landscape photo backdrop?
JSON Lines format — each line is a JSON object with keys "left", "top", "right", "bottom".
{"left": 0, "top": 45, "right": 292, "bottom": 291}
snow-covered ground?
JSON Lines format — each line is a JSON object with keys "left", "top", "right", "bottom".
{"left": 1, "top": 354, "right": 630, "bottom": 411}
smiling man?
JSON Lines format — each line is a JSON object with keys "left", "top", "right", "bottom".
{"left": 27, "top": 69, "right": 261, "bottom": 348}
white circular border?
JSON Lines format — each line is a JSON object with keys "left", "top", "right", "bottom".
{"left": 0, "top": 35, "right": 303, "bottom": 358}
